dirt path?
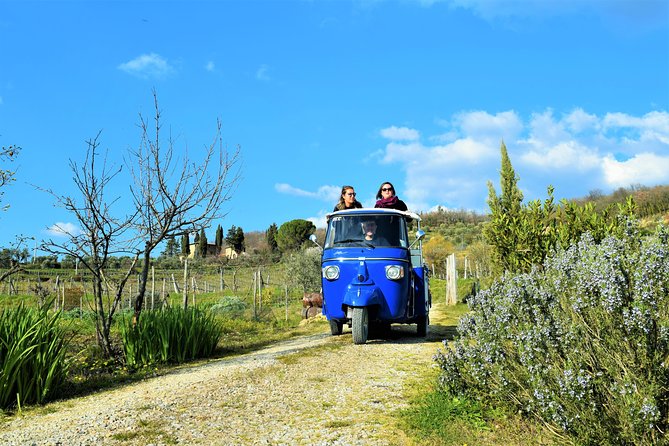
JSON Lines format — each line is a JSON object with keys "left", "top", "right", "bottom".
{"left": 0, "top": 305, "right": 453, "bottom": 446}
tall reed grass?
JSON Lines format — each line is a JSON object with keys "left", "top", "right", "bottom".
{"left": 120, "top": 307, "right": 221, "bottom": 368}
{"left": 0, "top": 304, "right": 70, "bottom": 410}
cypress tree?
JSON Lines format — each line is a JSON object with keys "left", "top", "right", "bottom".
{"left": 266, "top": 223, "right": 278, "bottom": 252}
{"left": 181, "top": 233, "right": 190, "bottom": 256}
{"left": 198, "top": 227, "right": 208, "bottom": 258}
{"left": 483, "top": 141, "right": 524, "bottom": 274}
{"left": 215, "top": 224, "right": 223, "bottom": 248}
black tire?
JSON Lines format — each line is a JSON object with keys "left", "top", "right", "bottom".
{"left": 351, "top": 307, "right": 369, "bottom": 345}
{"left": 417, "top": 314, "right": 429, "bottom": 337}
{"left": 329, "top": 319, "right": 343, "bottom": 336}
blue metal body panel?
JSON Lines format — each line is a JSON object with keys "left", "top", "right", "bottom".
{"left": 322, "top": 246, "right": 414, "bottom": 323}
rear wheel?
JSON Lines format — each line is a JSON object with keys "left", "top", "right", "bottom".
{"left": 417, "top": 315, "right": 429, "bottom": 337}
{"left": 329, "top": 319, "right": 343, "bottom": 336}
{"left": 351, "top": 307, "right": 369, "bottom": 345}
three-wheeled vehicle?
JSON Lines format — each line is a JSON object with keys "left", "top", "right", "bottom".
{"left": 310, "top": 208, "right": 430, "bottom": 344}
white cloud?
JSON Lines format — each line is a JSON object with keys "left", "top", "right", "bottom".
{"left": 205, "top": 61, "right": 215, "bottom": 72}
{"left": 602, "top": 153, "right": 669, "bottom": 187}
{"left": 603, "top": 111, "right": 669, "bottom": 144}
{"left": 375, "top": 107, "right": 669, "bottom": 212}
{"left": 454, "top": 110, "right": 523, "bottom": 140}
{"left": 526, "top": 109, "right": 572, "bottom": 145}
{"left": 380, "top": 126, "right": 420, "bottom": 141}
{"left": 564, "top": 108, "right": 599, "bottom": 133}
{"left": 275, "top": 183, "right": 340, "bottom": 201}
{"left": 521, "top": 141, "right": 600, "bottom": 171}
{"left": 118, "top": 53, "right": 174, "bottom": 79}
{"left": 306, "top": 210, "right": 330, "bottom": 229}
{"left": 434, "top": 0, "right": 667, "bottom": 29}
{"left": 381, "top": 142, "right": 426, "bottom": 164}
{"left": 256, "top": 64, "right": 270, "bottom": 81}
{"left": 46, "top": 222, "right": 81, "bottom": 238}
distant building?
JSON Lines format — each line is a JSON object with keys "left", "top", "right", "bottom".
{"left": 223, "top": 247, "right": 238, "bottom": 260}
{"left": 186, "top": 243, "right": 220, "bottom": 259}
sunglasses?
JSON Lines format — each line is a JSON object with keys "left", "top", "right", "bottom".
{"left": 346, "top": 192, "right": 356, "bottom": 197}
{"left": 381, "top": 187, "right": 393, "bottom": 192}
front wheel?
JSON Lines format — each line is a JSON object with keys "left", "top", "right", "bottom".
{"left": 329, "top": 319, "right": 343, "bottom": 336}
{"left": 417, "top": 315, "right": 429, "bottom": 337}
{"left": 351, "top": 307, "right": 369, "bottom": 345}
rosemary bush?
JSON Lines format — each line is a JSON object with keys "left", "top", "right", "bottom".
{"left": 436, "top": 223, "right": 669, "bottom": 445}
{"left": 121, "top": 307, "right": 221, "bottom": 368}
{"left": 0, "top": 304, "right": 69, "bottom": 410}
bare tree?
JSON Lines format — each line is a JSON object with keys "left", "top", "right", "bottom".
{"left": 128, "top": 93, "right": 241, "bottom": 323}
{"left": 0, "top": 145, "right": 24, "bottom": 282}
{"left": 42, "top": 134, "right": 138, "bottom": 357}
{"left": 1, "top": 144, "right": 20, "bottom": 211}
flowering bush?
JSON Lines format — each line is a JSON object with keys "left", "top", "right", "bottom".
{"left": 436, "top": 222, "right": 669, "bottom": 445}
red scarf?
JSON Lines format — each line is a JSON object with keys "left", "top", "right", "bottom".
{"left": 375, "top": 196, "right": 399, "bottom": 208}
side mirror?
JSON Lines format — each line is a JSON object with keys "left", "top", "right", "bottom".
{"left": 309, "top": 234, "right": 322, "bottom": 249}
{"left": 409, "top": 230, "right": 425, "bottom": 249}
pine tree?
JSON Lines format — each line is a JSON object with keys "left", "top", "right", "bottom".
{"left": 225, "top": 225, "right": 245, "bottom": 254}
{"left": 163, "top": 236, "right": 180, "bottom": 257}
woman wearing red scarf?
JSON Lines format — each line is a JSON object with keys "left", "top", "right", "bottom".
{"left": 374, "top": 181, "right": 408, "bottom": 211}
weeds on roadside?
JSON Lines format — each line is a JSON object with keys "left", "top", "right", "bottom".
{"left": 0, "top": 303, "right": 70, "bottom": 410}
{"left": 436, "top": 222, "right": 669, "bottom": 445}
{"left": 120, "top": 307, "right": 221, "bottom": 368}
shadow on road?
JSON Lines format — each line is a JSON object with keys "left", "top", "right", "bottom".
{"left": 335, "top": 321, "right": 458, "bottom": 345}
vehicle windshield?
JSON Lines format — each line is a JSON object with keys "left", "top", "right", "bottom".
{"left": 325, "top": 214, "right": 408, "bottom": 249}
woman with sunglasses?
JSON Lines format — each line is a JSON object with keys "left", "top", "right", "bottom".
{"left": 374, "top": 181, "right": 408, "bottom": 211}
{"left": 333, "top": 185, "right": 363, "bottom": 211}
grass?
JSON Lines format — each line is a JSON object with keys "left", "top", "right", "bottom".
{"left": 111, "top": 419, "right": 178, "bottom": 444}
{"left": 0, "top": 287, "right": 327, "bottom": 412}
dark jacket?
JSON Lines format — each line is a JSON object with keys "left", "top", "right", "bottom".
{"left": 333, "top": 201, "right": 363, "bottom": 212}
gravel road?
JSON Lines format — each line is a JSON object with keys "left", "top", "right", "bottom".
{"left": 0, "top": 313, "right": 450, "bottom": 446}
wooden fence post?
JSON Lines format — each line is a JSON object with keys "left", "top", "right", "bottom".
{"left": 252, "top": 271, "right": 257, "bottom": 320}
{"left": 151, "top": 265, "right": 155, "bottom": 311}
{"left": 446, "top": 253, "right": 457, "bottom": 305}
{"left": 162, "top": 277, "right": 167, "bottom": 308}
{"left": 182, "top": 258, "right": 189, "bottom": 310}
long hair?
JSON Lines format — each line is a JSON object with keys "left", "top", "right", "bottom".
{"left": 336, "top": 185, "right": 361, "bottom": 210}
{"left": 375, "top": 181, "right": 395, "bottom": 200}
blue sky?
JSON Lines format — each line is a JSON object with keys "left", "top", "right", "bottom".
{"left": 1, "top": 0, "right": 668, "bottom": 252}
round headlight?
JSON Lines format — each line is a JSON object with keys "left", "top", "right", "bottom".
{"left": 385, "top": 265, "right": 404, "bottom": 280}
{"left": 323, "top": 265, "right": 340, "bottom": 280}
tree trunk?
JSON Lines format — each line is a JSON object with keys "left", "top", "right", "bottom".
{"left": 132, "top": 248, "right": 152, "bottom": 326}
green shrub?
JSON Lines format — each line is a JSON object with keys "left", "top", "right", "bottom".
{"left": 456, "top": 278, "right": 479, "bottom": 303}
{"left": 121, "top": 307, "right": 221, "bottom": 368}
{"left": 208, "top": 295, "right": 247, "bottom": 318}
{"left": 0, "top": 304, "right": 70, "bottom": 410}
{"left": 436, "top": 222, "right": 669, "bottom": 445}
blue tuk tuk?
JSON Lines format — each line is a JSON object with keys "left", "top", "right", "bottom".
{"left": 311, "top": 208, "right": 430, "bottom": 344}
